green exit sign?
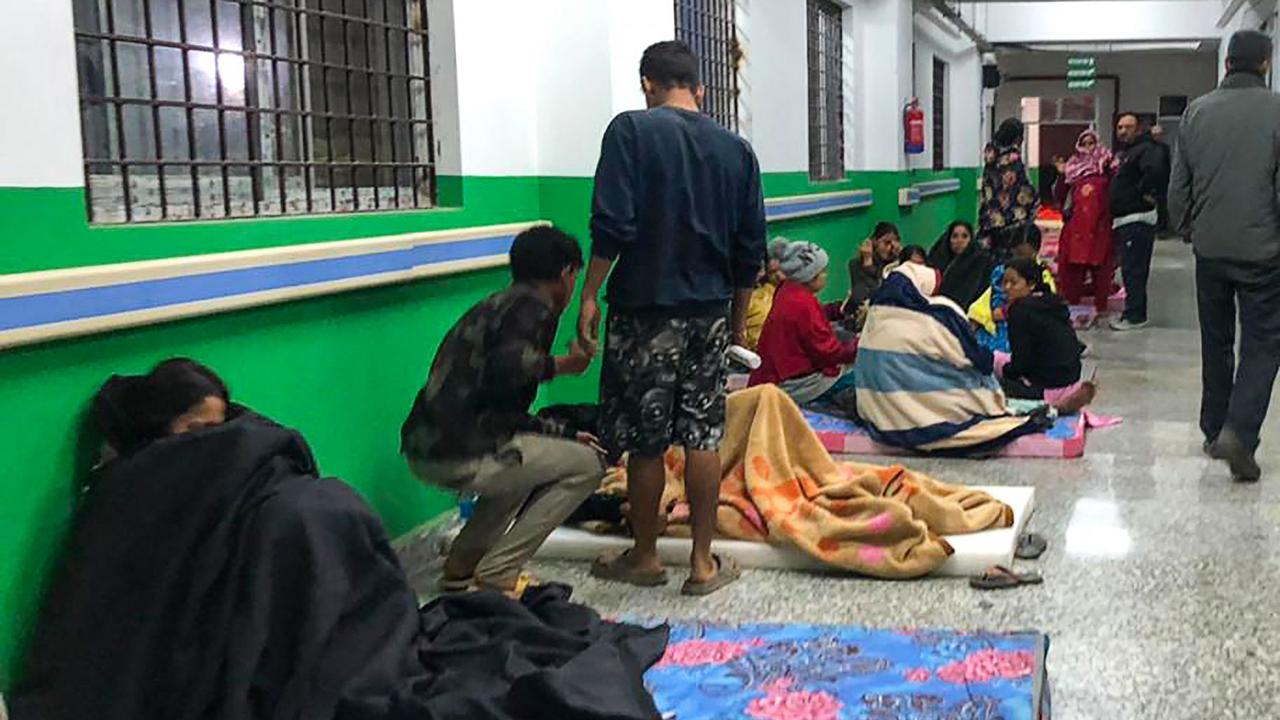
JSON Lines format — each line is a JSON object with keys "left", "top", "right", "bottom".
{"left": 1067, "top": 57, "right": 1096, "bottom": 68}
{"left": 1067, "top": 79, "right": 1097, "bottom": 90}
{"left": 1067, "top": 68, "right": 1096, "bottom": 79}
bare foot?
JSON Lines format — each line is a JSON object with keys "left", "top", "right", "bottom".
{"left": 1054, "top": 381, "right": 1097, "bottom": 415}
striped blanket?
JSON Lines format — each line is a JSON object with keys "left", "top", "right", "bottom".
{"left": 854, "top": 265, "right": 1036, "bottom": 453}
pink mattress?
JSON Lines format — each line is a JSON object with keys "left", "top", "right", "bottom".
{"left": 804, "top": 408, "right": 1087, "bottom": 459}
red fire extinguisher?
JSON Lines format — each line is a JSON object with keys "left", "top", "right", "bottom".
{"left": 904, "top": 99, "right": 925, "bottom": 155}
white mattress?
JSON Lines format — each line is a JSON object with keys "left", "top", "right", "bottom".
{"left": 535, "top": 485, "right": 1034, "bottom": 578}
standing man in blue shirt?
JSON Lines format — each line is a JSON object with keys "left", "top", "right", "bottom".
{"left": 578, "top": 40, "right": 766, "bottom": 595}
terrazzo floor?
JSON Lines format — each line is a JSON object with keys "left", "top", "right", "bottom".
{"left": 403, "top": 241, "right": 1279, "bottom": 720}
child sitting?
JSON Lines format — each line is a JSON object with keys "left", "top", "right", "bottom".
{"left": 742, "top": 240, "right": 788, "bottom": 351}
{"left": 750, "top": 239, "right": 857, "bottom": 405}
{"left": 968, "top": 225, "right": 1057, "bottom": 353}
{"left": 400, "top": 225, "right": 606, "bottom": 597}
{"left": 999, "top": 258, "right": 1096, "bottom": 413}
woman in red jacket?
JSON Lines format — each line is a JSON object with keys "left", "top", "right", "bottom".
{"left": 749, "top": 238, "right": 858, "bottom": 405}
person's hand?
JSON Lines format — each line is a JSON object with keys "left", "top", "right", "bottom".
{"left": 556, "top": 339, "right": 594, "bottom": 377}
{"left": 993, "top": 307, "right": 1006, "bottom": 322}
{"left": 859, "top": 239, "right": 874, "bottom": 268}
{"left": 1143, "top": 194, "right": 1157, "bottom": 207}
{"left": 575, "top": 431, "right": 608, "bottom": 458}
{"left": 577, "top": 296, "right": 601, "bottom": 354}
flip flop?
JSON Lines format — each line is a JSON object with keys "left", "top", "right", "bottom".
{"left": 439, "top": 575, "right": 476, "bottom": 594}
{"left": 1015, "top": 532, "right": 1048, "bottom": 560}
{"left": 590, "top": 549, "right": 670, "bottom": 587}
{"left": 681, "top": 553, "right": 742, "bottom": 596}
{"left": 969, "top": 565, "right": 1043, "bottom": 590}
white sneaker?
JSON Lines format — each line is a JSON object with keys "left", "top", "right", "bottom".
{"left": 1109, "top": 317, "right": 1148, "bottom": 331}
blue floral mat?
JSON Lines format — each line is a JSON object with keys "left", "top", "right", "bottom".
{"left": 645, "top": 620, "right": 1049, "bottom": 719}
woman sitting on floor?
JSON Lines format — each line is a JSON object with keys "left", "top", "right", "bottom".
{"left": 854, "top": 263, "right": 1041, "bottom": 454}
{"left": 967, "top": 225, "right": 1057, "bottom": 353}
{"left": 742, "top": 240, "right": 788, "bottom": 351}
{"left": 998, "top": 259, "right": 1097, "bottom": 414}
{"left": 927, "top": 220, "right": 995, "bottom": 308}
{"left": 12, "top": 359, "right": 665, "bottom": 720}
{"left": 750, "top": 238, "right": 857, "bottom": 410}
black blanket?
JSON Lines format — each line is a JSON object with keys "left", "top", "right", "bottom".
{"left": 11, "top": 411, "right": 666, "bottom": 720}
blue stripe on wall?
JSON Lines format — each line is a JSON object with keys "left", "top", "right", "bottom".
{"left": 0, "top": 234, "right": 515, "bottom": 332}
{"left": 766, "top": 192, "right": 872, "bottom": 220}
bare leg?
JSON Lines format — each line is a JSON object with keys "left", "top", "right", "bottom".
{"left": 624, "top": 454, "right": 667, "bottom": 574}
{"left": 684, "top": 449, "right": 720, "bottom": 582}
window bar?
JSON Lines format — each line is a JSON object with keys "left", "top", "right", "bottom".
{"left": 342, "top": 0, "right": 359, "bottom": 210}
{"left": 139, "top": 0, "right": 169, "bottom": 219}
{"left": 382, "top": 0, "right": 399, "bottom": 209}
{"left": 242, "top": 1, "right": 262, "bottom": 215}
{"left": 402, "top": 2, "right": 418, "bottom": 208}
{"left": 291, "top": 0, "right": 314, "bottom": 213}
{"left": 363, "top": 0, "right": 379, "bottom": 209}
{"left": 176, "top": 0, "right": 203, "bottom": 217}
{"left": 101, "top": 0, "right": 133, "bottom": 222}
{"left": 314, "top": 6, "right": 338, "bottom": 212}
{"left": 417, "top": 0, "right": 436, "bottom": 206}
{"left": 267, "top": 0, "right": 287, "bottom": 213}
{"left": 209, "top": 0, "right": 233, "bottom": 217}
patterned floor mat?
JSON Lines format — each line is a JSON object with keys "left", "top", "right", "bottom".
{"left": 646, "top": 620, "right": 1049, "bottom": 719}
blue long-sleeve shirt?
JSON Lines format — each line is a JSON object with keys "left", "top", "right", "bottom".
{"left": 590, "top": 107, "right": 766, "bottom": 316}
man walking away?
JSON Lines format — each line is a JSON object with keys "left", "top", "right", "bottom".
{"left": 1109, "top": 113, "right": 1165, "bottom": 331}
{"left": 1169, "top": 30, "right": 1280, "bottom": 482}
{"left": 579, "top": 40, "right": 766, "bottom": 595}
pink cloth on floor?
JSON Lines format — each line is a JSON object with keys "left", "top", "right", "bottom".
{"left": 1042, "top": 381, "right": 1085, "bottom": 407}
{"left": 1082, "top": 409, "right": 1122, "bottom": 428}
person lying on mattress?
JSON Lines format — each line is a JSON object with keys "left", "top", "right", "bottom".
{"left": 749, "top": 238, "right": 858, "bottom": 413}
{"left": 12, "top": 358, "right": 667, "bottom": 720}
{"left": 997, "top": 258, "right": 1097, "bottom": 414}
{"left": 967, "top": 225, "right": 1057, "bottom": 353}
{"left": 854, "top": 263, "right": 1044, "bottom": 454}
{"left": 401, "top": 225, "right": 606, "bottom": 597}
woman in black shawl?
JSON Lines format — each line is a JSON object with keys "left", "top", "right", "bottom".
{"left": 928, "top": 220, "right": 995, "bottom": 308}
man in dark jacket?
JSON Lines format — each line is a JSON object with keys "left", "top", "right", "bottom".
{"left": 1169, "top": 30, "right": 1280, "bottom": 482}
{"left": 578, "top": 41, "right": 766, "bottom": 594}
{"left": 1109, "top": 113, "right": 1167, "bottom": 331}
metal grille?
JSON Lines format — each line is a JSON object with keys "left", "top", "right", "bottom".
{"left": 806, "top": 0, "right": 843, "bottom": 181}
{"left": 674, "top": 0, "right": 739, "bottom": 132}
{"left": 933, "top": 57, "right": 947, "bottom": 170}
{"left": 72, "top": 0, "right": 436, "bottom": 224}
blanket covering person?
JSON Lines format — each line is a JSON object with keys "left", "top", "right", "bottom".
{"left": 855, "top": 264, "right": 1038, "bottom": 452}
{"left": 11, "top": 410, "right": 667, "bottom": 720}
{"left": 599, "top": 385, "right": 1014, "bottom": 579}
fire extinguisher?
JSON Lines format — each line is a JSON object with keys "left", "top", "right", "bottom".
{"left": 904, "top": 99, "right": 925, "bottom": 155}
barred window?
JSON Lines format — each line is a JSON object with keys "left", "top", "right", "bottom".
{"left": 806, "top": 0, "right": 843, "bottom": 181}
{"left": 72, "top": 0, "right": 436, "bottom": 224}
{"left": 932, "top": 57, "right": 947, "bottom": 170}
{"left": 674, "top": 0, "right": 739, "bottom": 132}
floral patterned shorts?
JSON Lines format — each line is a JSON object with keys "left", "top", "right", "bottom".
{"left": 600, "top": 312, "right": 730, "bottom": 458}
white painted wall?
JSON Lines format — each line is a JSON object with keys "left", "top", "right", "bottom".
{"left": 0, "top": 0, "right": 83, "bottom": 186}
{"left": 740, "top": 0, "right": 810, "bottom": 173}
{"left": 911, "top": 10, "right": 983, "bottom": 170}
{"left": 958, "top": 0, "right": 1224, "bottom": 44}
{"left": 855, "top": 0, "right": 915, "bottom": 171}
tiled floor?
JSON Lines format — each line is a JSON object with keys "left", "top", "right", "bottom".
{"left": 403, "top": 241, "right": 1280, "bottom": 719}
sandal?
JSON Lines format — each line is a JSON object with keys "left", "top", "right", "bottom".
{"left": 681, "top": 553, "right": 742, "bottom": 596}
{"left": 1015, "top": 532, "right": 1047, "bottom": 560}
{"left": 590, "top": 549, "right": 670, "bottom": 587}
{"left": 970, "top": 565, "right": 1043, "bottom": 590}
{"left": 439, "top": 574, "right": 476, "bottom": 594}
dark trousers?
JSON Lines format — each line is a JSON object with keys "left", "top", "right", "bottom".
{"left": 1115, "top": 222, "right": 1156, "bottom": 323}
{"left": 1196, "top": 255, "right": 1280, "bottom": 450}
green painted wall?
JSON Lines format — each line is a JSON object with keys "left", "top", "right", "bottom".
{"left": 0, "top": 166, "right": 975, "bottom": 688}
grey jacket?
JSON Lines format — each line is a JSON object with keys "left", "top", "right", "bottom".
{"left": 1169, "top": 72, "right": 1280, "bottom": 262}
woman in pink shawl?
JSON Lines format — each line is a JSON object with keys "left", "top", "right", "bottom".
{"left": 1053, "top": 130, "right": 1116, "bottom": 314}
